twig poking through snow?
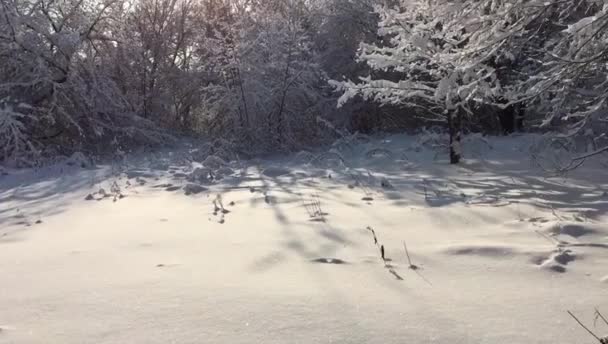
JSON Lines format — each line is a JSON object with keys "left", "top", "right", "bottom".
{"left": 110, "top": 181, "right": 123, "bottom": 202}
{"left": 213, "top": 194, "right": 228, "bottom": 215}
{"left": 388, "top": 268, "right": 403, "bottom": 280}
{"left": 380, "top": 177, "right": 393, "bottom": 189}
{"left": 551, "top": 206, "right": 565, "bottom": 222}
{"left": 534, "top": 230, "right": 562, "bottom": 247}
{"left": 403, "top": 241, "right": 419, "bottom": 270}
{"left": 303, "top": 194, "right": 325, "bottom": 221}
{"left": 366, "top": 226, "right": 378, "bottom": 245}
{"left": 595, "top": 308, "right": 608, "bottom": 327}
{"left": 567, "top": 310, "right": 603, "bottom": 342}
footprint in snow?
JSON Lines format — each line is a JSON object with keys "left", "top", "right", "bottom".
{"left": 310, "top": 258, "right": 348, "bottom": 264}
{"left": 534, "top": 249, "right": 577, "bottom": 274}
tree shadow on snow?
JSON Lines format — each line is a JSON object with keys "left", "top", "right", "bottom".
{"left": 0, "top": 166, "right": 112, "bottom": 239}
{"left": 374, "top": 160, "right": 608, "bottom": 221}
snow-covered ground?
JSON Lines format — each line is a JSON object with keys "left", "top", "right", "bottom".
{"left": 1, "top": 134, "right": 608, "bottom": 344}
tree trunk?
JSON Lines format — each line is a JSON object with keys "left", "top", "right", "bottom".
{"left": 448, "top": 108, "right": 462, "bottom": 164}
{"left": 515, "top": 103, "right": 525, "bottom": 132}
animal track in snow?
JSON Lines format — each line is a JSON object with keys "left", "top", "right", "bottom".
{"left": 534, "top": 249, "right": 578, "bottom": 273}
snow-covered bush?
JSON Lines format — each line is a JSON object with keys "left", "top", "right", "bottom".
{"left": 292, "top": 150, "right": 316, "bottom": 164}
{"left": 202, "top": 155, "right": 227, "bottom": 170}
{"left": 365, "top": 148, "right": 393, "bottom": 159}
{"left": 0, "top": 101, "right": 37, "bottom": 166}
{"left": 188, "top": 168, "right": 214, "bottom": 184}
{"left": 310, "top": 151, "right": 346, "bottom": 168}
{"left": 65, "top": 152, "right": 92, "bottom": 168}
{"left": 530, "top": 135, "right": 580, "bottom": 173}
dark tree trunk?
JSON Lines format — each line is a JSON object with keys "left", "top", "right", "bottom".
{"left": 498, "top": 104, "right": 515, "bottom": 135}
{"left": 448, "top": 108, "right": 462, "bottom": 164}
{"left": 515, "top": 103, "right": 525, "bottom": 131}
{"left": 497, "top": 98, "right": 526, "bottom": 135}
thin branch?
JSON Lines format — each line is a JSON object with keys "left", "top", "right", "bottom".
{"left": 568, "top": 310, "right": 603, "bottom": 342}
{"left": 595, "top": 308, "right": 608, "bottom": 327}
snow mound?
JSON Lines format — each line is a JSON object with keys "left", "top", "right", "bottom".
{"left": 465, "top": 194, "right": 511, "bottom": 207}
{"left": 183, "top": 183, "right": 207, "bottom": 195}
{"left": 310, "top": 151, "right": 345, "bottom": 168}
{"left": 443, "top": 245, "right": 515, "bottom": 257}
{"left": 202, "top": 155, "right": 227, "bottom": 170}
{"left": 547, "top": 223, "right": 597, "bottom": 238}
{"left": 215, "top": 166, "right": 234, "bottom": 179}
{"left": 262, "top": 166, "right": 291, "bottom": 177}
{"left": 414, "top": 129, "right": 447, "bottom": 151}
{"left": 149, "top": 161, "right": 170, "bottom": 171}
{"left": 292, "top": 150, "right": 315, "bottom": 164}
{"left": 212, "top": 147, "right": 235, "bottom": 162}
{"left": 191, "top": 143, "right": 213, "bottom": 162}
{"left": 187, "top": 168, "right": 214, "bottom": 184}
{"left": 125, "top": 169, "right": 155, "bottom": 179}
{"left": 539, "top": 262, "right": 566, "bottom": 273}
{"left": 365, "top": 148, "right": 393, "bottom": 159}
{"left": 331, "top": 140, "right": 353, "bottom": 156}
{"left": 350, "top": 132, "right": 371, "bottom": 144}
{"left": 463, "top": 133, "right": 493, "bottom": 158}
{"left": 380, "top": 177, "right": 394, "bottom": 189}
{"left": 65, "top": 152, "right": 92, "bottom": 168}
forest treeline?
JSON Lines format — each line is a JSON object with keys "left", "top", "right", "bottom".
{"left": 1, "top": 0, "right": 607, "bottom": 166}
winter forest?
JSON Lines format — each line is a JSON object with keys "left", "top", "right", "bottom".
{"left": 1, "top": 0, "right": 607, "bottom": 165}
{"left": 2, "top": 0, "right": 608, "bottom": 343}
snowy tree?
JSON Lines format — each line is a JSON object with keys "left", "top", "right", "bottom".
{"left": 122, "top": 0, "right": 204, "bottom": 125}
{"left": 198, "top": 0, "right": 328, "bottom": 151}
{"left": 0, "top": 100, "right": 38, "bottom": 165}
{"left": 312, "top": 0, "right": 388, "bottom": 133}
{"left": 513, "top": 1, "right": 608, "bottom": 170}
{"left": 331, "top": 0, "right": 547, "bottom": 163}
{"left": 332, "top": 0, "right": 608, "bottom": 166}
{"left": 0, "top": 0, "right": 171, "bottom": 164}
{"left": 6, "top": 0, "right": 606, "bottom": 167}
